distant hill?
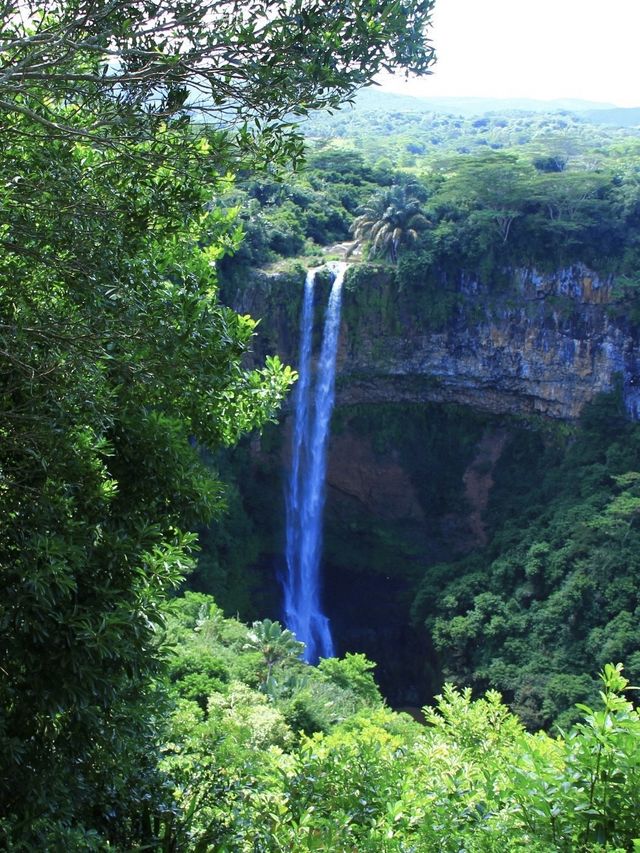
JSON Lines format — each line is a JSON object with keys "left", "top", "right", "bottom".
{"left": 347, "top": 89, "right": 640, "bottom": 126}
{"left": 355, "top": 89, "right": 614, "bottom": 113}
{"left": 581, "top": 108, "right": 640, "bottom": 127}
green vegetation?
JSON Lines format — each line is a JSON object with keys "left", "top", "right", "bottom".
{"left": 218, "top": 95, "right": 640, "bottom": 293}
{"left": 3, "top": 1, "right": 640, "bottom": 846}
{"left": 303, "top": 92, "right": 640, "bottom": 162}
{"left": 222, "top": 142, "right": 640, "bottom": 286}
{"left": 413, "top": 393, "right": 640, "bottom": 731}
{"left": 199, "top": 391, "right": 640, "bottom": 735}
{"left": 0, "top": 0, "right": 437, "bottom": 846}
{"left": 349, "top": 184, "right": 430, "bottom": 262}
{"left": 205, "top": 98, "right": 640, "bottom": 745}
{"left": 156, "top": 596, "right": 640, "bottom": 851}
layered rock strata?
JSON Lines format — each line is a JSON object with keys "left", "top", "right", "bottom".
{"left": 226, "top": 265, "right": 640, "bottom": 420}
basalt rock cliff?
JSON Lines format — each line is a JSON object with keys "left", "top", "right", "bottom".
{"left": 226, "top": 263, "right": 640, "bottom": 420}
{"left": 219, "top": 262, "right": 640, "bottom": 704}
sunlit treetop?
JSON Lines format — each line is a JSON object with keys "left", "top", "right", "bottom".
{"left": 0, "top": 0, "right": 436, "bottom": 166}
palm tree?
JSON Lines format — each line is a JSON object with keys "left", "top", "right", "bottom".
{"left": 349, "top": 185, "right": 430, "bottom": 262}
{"left": 244, "top": 619, "right": 304, "bottom": 687}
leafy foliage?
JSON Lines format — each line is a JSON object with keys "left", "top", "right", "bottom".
{"left": 244, "top": 618, "right": 305, "bottom": 688}
{"left": 318, "top": 652, "right": 382, "bottom": 705}
{"left": 6, "top": 3, "right": 640, "bottom": 845}
{"left": 350, "top": 184, "right": 430, "bottom": 261}
{"left": 413, "top": 393, "right": 640, "bottom": 729}
{"left": 0, "top": 0, "right": 438, "bottom": 845}
{"left": 158, "top": 595, "right": 640, "bottom": 851}
{"left": 0, "top": 116, "right": 295, "bottom": 849}
{"left": 0, "top": 0, "right": 436, "bottom": 164}
{"left": 218, "top": 105, "right": 640, "bottom": 288}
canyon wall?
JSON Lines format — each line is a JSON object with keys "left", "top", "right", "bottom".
{"left": 220, "top": 262, "right": 640, "bottom": 703}
{"left": 226, "top": 263, "right": 640, "bottom": 420}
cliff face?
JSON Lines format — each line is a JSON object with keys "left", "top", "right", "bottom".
{"left": 218, "top": 263, "right": 640, "bottom": 704}
{"left": 340, "top": 267, "right": 640, "bottom": 419}
{"left": 228, "top": 264, "right": 640, "bottom": 420}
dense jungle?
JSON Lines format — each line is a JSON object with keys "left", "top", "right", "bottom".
{"left": 1, "top": 0, "right": 640, "bottom": 850}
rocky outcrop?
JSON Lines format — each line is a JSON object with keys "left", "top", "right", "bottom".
{"left": 227, "top": 264, "right": 640, "bottom": 420}
{"left": 338, "top": 267, "right": 640, "bottom": 419}
{"left": 326, "top": 431, "right": 424, "bottom": 522}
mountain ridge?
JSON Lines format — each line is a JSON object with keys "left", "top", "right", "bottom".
{"left": 341, "top": 88, "right": 640, "bottom": 124}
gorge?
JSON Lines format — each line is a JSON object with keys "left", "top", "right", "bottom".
{"left": 189, "top": 100, "right": 640, "bottom": 728}
{"left": 208, "top": 258, "right": 640, "bottom": 716}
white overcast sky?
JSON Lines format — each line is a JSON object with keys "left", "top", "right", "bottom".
{"left": 379, "top": 0, "right": 640, "bottom": 107}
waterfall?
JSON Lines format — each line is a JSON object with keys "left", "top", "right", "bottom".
{"left": 283, "top": 262, "right": 346, "bottom": 663}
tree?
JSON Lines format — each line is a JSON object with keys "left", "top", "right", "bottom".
{"left": 0, "top": 0, "right": 436, "bottom": 845}
{"left": 534, "top": 170, "right": 611, "bottom": 221}
{"left": 433, "top": 152, "right": 535, "bottom": 244}
{"left": 245, "top": 619, "right": 305, "bottom": 687}
{"left": 0, "top": 126, "right": 296, "bottom": 846}
{"left": 318, "top": 652, "right": 382, "bottom": 704}
{"left": 350, "top": 184, "right": 430, "bottom": 261}
{"left": 0, "top": 0, "right": 436, "bottom": 164}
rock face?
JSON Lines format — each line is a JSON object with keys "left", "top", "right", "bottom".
{"left": 440, "top": 426, "right": 510, "bottom": 553}
{"left": 228, "top": 264, "right": 640, "bottom": 420}
{"left": 338, "top": 267, "right": 640, "bottom": 419}
{"left": 326, "top": 431, "right": 424, "bottom": 522}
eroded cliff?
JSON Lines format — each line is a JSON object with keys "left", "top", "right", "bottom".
{"left": 216, "top": 262, "right": 640, "bottom": 704}
{"left": 226, "top": 263, "right": 640, "bottom": 420}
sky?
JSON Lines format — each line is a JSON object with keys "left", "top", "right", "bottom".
{"left": 379, "top": 0, "right": 640, "bottom": 107}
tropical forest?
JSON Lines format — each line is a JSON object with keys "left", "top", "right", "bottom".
{"left": 1, "top": 0, "right": 640, "bottom": 850}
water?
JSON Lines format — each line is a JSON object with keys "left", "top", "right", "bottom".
{"left": 283, "top": 262, "right": 346, "bottom": 662}
{"left": 283, "top": 268, "right": 316, "bottom": 646}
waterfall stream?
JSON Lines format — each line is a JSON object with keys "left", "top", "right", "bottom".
{"left": 283, "top": 262, "right": 346, "bottom": 662}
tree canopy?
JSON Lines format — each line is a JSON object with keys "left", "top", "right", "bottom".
{"left": 157, "top": 595, "right": 640, "bottom": 851}
{"left": 0, "top": 0, "right": 436, "bottom": 845}
{"left": 0, "top": 0, "right": 435, "bottom": 164}
{"left": 350, "top": 184, "right": 430, "bottom": 261}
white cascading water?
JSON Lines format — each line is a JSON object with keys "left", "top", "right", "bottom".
{"left": 283, "top": 262, "right": 346, "bottom": 662}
